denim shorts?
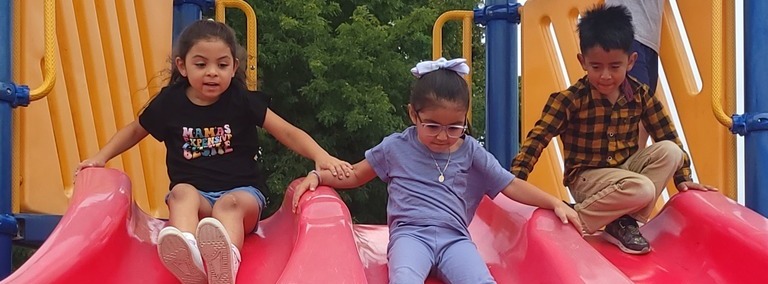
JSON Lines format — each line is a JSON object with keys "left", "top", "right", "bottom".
{"left": 166, "top": 185, "right": 267, "bottom": 211}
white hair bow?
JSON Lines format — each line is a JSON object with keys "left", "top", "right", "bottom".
{"left": 410, "top": 57, "right": 470, "bottom": 78}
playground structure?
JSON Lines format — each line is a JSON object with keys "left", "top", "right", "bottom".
{"left": 1, "top": 0, "right": 767, "bottom": 283}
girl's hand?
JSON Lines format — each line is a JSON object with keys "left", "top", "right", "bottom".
{"left": 553, "top": 203, "right": 584, "bottom": 234}
{"left": 75, "top": 158, "right": 106, "bottom": 176}
{"left": 677, "top": 181, "right": 718, "bottom": 192}
{"left": 292, "top": 173, "right": 320, "bottom": 213}
{"left": 315, "top": 155, "right": 353, "bottom": 180}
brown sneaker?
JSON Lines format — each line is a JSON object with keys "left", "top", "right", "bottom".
{"left": 603, "top": 216, "right": 650, "bottom": 254}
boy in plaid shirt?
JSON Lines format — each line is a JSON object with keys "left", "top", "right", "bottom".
{"left": 510, "top": 4, "right": 717, "bottom": 254}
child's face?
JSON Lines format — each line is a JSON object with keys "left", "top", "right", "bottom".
{"left": 577, "top": 46, "right": 637, "bottom": 96}
{"left": 408, "top": 100, "right": 468, "bottom": 153}
{"left": 176, "top": 39, "right": 238, "bottom": 105}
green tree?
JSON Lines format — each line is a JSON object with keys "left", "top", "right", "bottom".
{"left": 12, "top": 246, "right": 35, "bottom": 271}
{"left": 224, "top": 0, "right": 486, "bottom": 223}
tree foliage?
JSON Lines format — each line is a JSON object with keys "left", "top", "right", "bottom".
{"left": 224, "top": 0, "right": 486, "bottom": 223}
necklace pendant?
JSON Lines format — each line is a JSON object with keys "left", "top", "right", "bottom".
{"left": 438, "top": 174, "right": 445, "bottom": 183}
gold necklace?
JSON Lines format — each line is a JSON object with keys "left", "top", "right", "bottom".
{"left": 429, "top": 150, "right": 451, "bottom": 183}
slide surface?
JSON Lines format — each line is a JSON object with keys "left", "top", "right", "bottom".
{"left": 352, "top": 190, "right": 768, "bottom": 283}
{"left": 4, "top": 168, "right": 768, "bottom": 283}
{"left": 2, "top": 168, "right": 367, "bottom": 283}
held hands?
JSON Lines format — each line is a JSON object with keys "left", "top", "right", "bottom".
{"left": 74, "top": 158, "right": 106, "bottom": 177}
{"left": 315, "top": 155, "right": 353, "bottom": 180}
{"left": 292, "top": 172, "right": 320, "bottom": 213}
{"left": 553, "top": 202, "right": 584, "bottom": 234}
{"left": 677, "top": 181, "right": 718, "bottom": 192}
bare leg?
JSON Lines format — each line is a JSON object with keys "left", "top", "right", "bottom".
{"left": 210, "top": 190, "right": 261, "bottom": 249}
{"left": 159, "top": 183, "right": 212, "bottom": 283}
{"left": 167, "top": 183, "right": 213, "bottom": 233}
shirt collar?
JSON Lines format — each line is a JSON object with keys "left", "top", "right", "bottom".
{"left": 582, "top": 75, "right": 643, "bottom": 105}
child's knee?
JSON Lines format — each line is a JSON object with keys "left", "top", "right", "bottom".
{"left": 213, "top": 194, "right": 241, "bottom": 212}
{"left": 619, "top": 177, "right": 656, "bottom": 205}
{"left": 167, "top": 183, "right": 199, "bottom": 203}
{"left": 213, "top": 192, "right": 261, "bottom": 214}
{"left": 653, "top": 140, "right": 685, "bottom": 166}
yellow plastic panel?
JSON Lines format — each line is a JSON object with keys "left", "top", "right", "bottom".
{"left": 520, "top": 0, "right": 736, "bottom": 200}
{"left": 519, "top": 0, "right": 597, "bottom": 199}
{"left": 13, "top": 0, "right": 173, "bottom": 217}
{"left": 658, "top": 0, "right": 736, "bottom": 198}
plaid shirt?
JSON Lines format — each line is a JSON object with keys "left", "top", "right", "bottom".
{"left": 511, "top": 75, "right": 692, "bottom": 187}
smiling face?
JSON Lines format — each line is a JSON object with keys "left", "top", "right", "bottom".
{"left": 176, "top": 38, "right": 238, "bottom": 105}
{"left": 578, "top": 46, "right": 637, "bottom": 97}
{"left": 408, "top": 100, "right": 467, "bottom": 153}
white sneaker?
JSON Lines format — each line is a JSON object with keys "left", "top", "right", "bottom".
{"left": 230, "top": 244, "right": 242, "bottom": 278}
{"left": 157, "top": 226, "right": 206, "bottom": 284}
{"left": 197, "top": 218, "right": 241, "bottom": 284}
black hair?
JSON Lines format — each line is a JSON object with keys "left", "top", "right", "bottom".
{"left": 169, "top": 20, "right": 246, "bottom": 89}
{"left": 577, "top": 4, "right": 635, "bottom": 54}
{"left": 410, "top": 69, "right": 470, "bottom": 112}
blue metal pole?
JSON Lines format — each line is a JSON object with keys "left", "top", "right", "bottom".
{"left": 0, "top": 0, "right": 15, "bottom": 278}
{"left": 744, "top": 0, "right": 768, "bottom": 216}
{"left": 172, "top": 2, "right": 203, "bottom": 42}
{"left": 479, "top": 0, "right": 519, "bottom": 168}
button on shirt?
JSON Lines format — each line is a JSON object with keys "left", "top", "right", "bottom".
{"left": 511, "top": 75, "right": 692, "bottom": 186}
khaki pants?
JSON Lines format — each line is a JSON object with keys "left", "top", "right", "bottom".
{"left": 568, "top": 141, "right": 685, "bottom": 234}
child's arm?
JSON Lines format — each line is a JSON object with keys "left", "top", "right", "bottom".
{"left": 640, "top": 91, "right": 718, "bottom": 192}
{"left": 76, "top": 120, "right": 149, "bottom": 173}
{"left": 501, "top": 178, "right": 583, "bottom": 233}
{"left": 510, "top": 92, "right": 568, "bottom": 179}
{"left": 262, "top": 109, "right": 353, "bottom": 179}
{"left": 292, "top": 159, "right": 377, "bottom": 212}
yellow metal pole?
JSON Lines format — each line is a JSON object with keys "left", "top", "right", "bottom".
{"left": 710, "top": 0, "right": 732, "bottom": 128}
{"left": 215, "top": 0, "right": 258, "bottom": 90}
{"left": 29, "top": 0, "right": 56, "bottom": 101}
{"left": 432, "top": 11, "right": 474, "bottom": 122}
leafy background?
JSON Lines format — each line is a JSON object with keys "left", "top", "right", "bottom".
{"left": 14, "top": 0, "right": 492, "bottom": 268}
{"left": 225, "top": 0, "right": 486, "bottom": 223}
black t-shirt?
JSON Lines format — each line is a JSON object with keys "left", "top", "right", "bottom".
{"left": 139, "top": 81, "right": 269, "bottom": 192}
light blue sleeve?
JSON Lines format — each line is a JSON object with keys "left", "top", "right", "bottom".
{"left": 364, "top": 137, "right": 391, "bottom": 183}
{"left": 471, "top": 142, "right": 515, "bottom": 199}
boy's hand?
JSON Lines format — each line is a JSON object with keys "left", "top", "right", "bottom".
{"left": 75, "top": 158, "right": 106, "bottom": 177}
{"left": 553, "top": 203, "right": 584, "bottom": 234}
{"left": 677, "top": 181, "right": 718, "bottom": 192}
{"left": 292, "top": 173, "right": 320, "bottom": 213}
{"left": 315, "top": 155, "right": 353, "bottom": 180}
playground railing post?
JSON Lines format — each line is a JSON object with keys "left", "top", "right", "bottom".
{"left": 172, "top": 0, "right": 212, "bottom": 42}
{"left": 474, "top": 0, "right": 520, "bottom": 167}
{"left": 0, "top": 0, "right": 16, "bottom": 279}
{"left": 741, "top": 0, "right": 768, "bottom": 217}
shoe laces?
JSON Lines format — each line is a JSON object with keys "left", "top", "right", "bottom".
{"left": 618, "top": 219, "right": 641, "bottom": 236}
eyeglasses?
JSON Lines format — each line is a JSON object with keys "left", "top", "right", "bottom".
{"left": 416, "top": 113, "right": 467, "bottom": 138}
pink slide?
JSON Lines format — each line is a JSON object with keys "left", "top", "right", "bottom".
{"left": 2, "top": 168, "right": 367, "bottom": 283}
{"left": 377, "top": 190, "right": 768, "bottom": 284}
{"left": 4, "top": 168, "right": 768, "bottom": 283}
